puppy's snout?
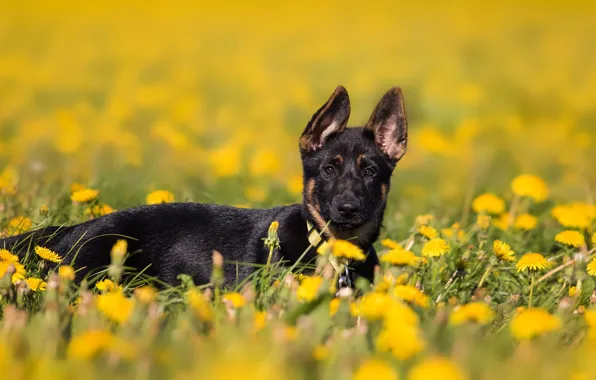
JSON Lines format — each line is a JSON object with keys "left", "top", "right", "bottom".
{"left": 337, "top": 200, "right": 362, "bottom": 218}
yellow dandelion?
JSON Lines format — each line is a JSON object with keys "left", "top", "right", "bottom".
{"left": 422, "top": 238, "right": 450, "bottom": 257}
{"left": 329, "top": 298, "right": 341, "bottom": 316}
{"left": 472, "top": 193, "right": 505, "bottom": 214}
{"left": 84, "top": 204, "right": 115, "bottom": 217}
{"left": 357, "top": 292, "right": 392, "bottom": 321}
{"left": 223, "top": 292, "right": 246, "bottom": 308}
{"left": 39, "top": 204, "right": 49, "bottom": 215}
{"left": 331, "top": 239, "right": 366, "bottom": 261}
{"left": 587, "top": 258, "right": 596, "bottom": 276}
{"left": 96, "top": 292, "right": 134, "bottom": 324}
{"left": 492, "top": 213, "right": 510, "bottom": 230}
{"left": 0, "top": 261, "right": 26, "bottom": 282}
{"left": 418, "top": 225, "right": 438, "bottom": 239}
{"left": 71, "top": 188, "right": 99, "bottom": 204}
{"left": 376, "top": 323, "right": 425, "bottom": 361}
{"left": 510, "top": 308, "right": 561, "bottom": 340}
{"left": 58, "top": 265, "right": 75, "bottom": 281}
{"left": 0, "top": 248, "right": 19, "bottom": 263}
{"left": 353, "top": 359, "right": 399, "bottom": 380}
{"left": 146, "top": 190, "right": 175, "bottom": 205}
{"left": 67, "top": 330, "right": 114, "bottom": 360}
{"left": 408, "top": 357, "right": 466, "bottom": 380}
{"left": 476, "top": 215, "right": 490, "bottom": 230}
{"left": 312, "top": 345, "right": 329, "bottom": 361}
{"left": 70, "top": 182, "right": 86, "bottom": 193}
{"left": 514, "top": 213, "right": 538, "bottom": 231}
{"left": 253, "top": 311, "right": 267, "bottom": 331}
{"left": 551, "top": 203, "right": 595, "bottom": 230}
{"left": 381, "top": 248, "right": 420, "bottom": 267}
{"left": 34, "top": 246, "right": 62, "bottom": 263}
{"left": 569, "top": 286, "right": 578, "bottom": 298}
{"left": 516, "top": 253, "right": 552, "bottom": 272}
{"left": 381, "top": 238, "right": 402, "bottom": 250}
{"left": 186, "top": 289, "right": 214, "bottom": 322}
{"left": 449, "top": 302, "right": 493, "bottom": 325}
{"left": 134, "top": 286, "right": 157, "bottom": 304}
{"left": 383, "top": 300, "right": 420, "bottom": 327}
{"left": 6, "top": 216, "right": 32, "bottom": 235}
{"left": 441, "top": 225, "right": 467, "bottom": 242}
{"left": 415, "top": 214, "right": 434, "bottom": 226}
{"left": 393, "top": 285, "right": 430, "bottom": 309}
{"left": 511, "top": 174, "right": 549, "bottom": 202}
{"left": 493, "top": 240, "right": 515, "bottom": 262}
{"left": 111, "top": 239, "right": 128, "bottom": 259}
{"left": 584, "top": 310, "right": 596, "bottom": 327}
{"left": 297, "top": 276, "right": 324, "bottom": 302}
{"left": 95, "top": 279, "right": 122, "bottom": 293}
{"left": 25, "top": 277, "right": 47, "bottom": 292}
{"left": 554, "top": 230, "right": 585, "bottom": 248}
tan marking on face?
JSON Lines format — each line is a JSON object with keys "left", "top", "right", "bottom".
{"left": 334, "top": 154, "right": 343, "bottom": 164}
{"left": 381, "top": 183, "right": 388, "bottom": 200}
{"left": 305, "top": 178, "right": 333, "bottom": 238}
{"left": 356, "top": 154, "right": 366, "bottom": 167}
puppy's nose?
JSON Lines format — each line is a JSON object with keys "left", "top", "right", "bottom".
{"left": 337, "top": 202, "right": 361, "bottom": 218}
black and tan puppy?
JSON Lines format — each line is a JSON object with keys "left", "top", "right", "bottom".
{"left": 1, "top": 86, "right": 408, "bottom": 287}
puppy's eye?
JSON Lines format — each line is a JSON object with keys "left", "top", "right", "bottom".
{"left": 364, "top": 167, "right": 376, "bottom": 177}
{"left": 323, "top": 165, "right": 335, "bottom": 175}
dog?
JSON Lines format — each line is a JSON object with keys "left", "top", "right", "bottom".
{"left": 1, "top": 85, "right": 408, "bottom": 288}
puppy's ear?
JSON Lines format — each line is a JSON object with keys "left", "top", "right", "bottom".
{"left": 365, "top": 87, "right": 408, "bottom": 162}
{"left": 300, "top": 86, "right": 350, "bottom": 152}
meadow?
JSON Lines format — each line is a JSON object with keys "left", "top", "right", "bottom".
{"left": 1, "top": 1, "right": 596, "bottom": 379}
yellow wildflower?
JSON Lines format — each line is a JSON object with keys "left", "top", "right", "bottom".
{"left": 329, "top": 298, "right": 341, "bottom": 316}
{"left": 0, "top": 249, "right": 19, "bottom": 263}
{"left": 95, "top": 279, "right": 122, "bottom": 293}
{"left": 514, "top": 213, "right": 538, "bottom": 230}
{"left": 476, "top": 215, "right": 490, "bottom": 230}
{"left": 415, "top": 214, "right": 434, "bottom": 226}
{"left": 472, "top": 193, "right": 505, "bottom": 214}
{"left": 6, "top": 216, "right": 32, "bottom": 235}
{"left": 418, "top": 225, "right": 438, "bottom": 239}
{"left": 357, "top": 292, "right": 392, "bottom": 321}
{"left": 58, "top": 265, "right": 75, "bottom": 281}
{"left": 312, "top": 345, "right": 329, "bottom": 361}
{"left": 96, "top": 292, "right": 134, "bottom": 324}
{"left": 111, "top": 239, "right": 128, "bottom": 259}
{"left": 70, "top": 183, "right": 86, "bottom": 193}
{"left": 408, "top": 357, "right": 466, "bottom": 380}
{"left": 381, "top": 248, "right": 420, "bottom": 267}
{"left": 493, "top": 240, "right": 515, "bottom": 262}
{"left": 441, "top": 225, "right": 467, "bottom": 242}
{"left": 510, "top": 308, "right": 561, "bottom": 340}
{"left": 511, "top": 174, "right": 549, "bottom": 202}
{"left": 297, "top": 276, "right": 324, "bottom": 302}
{"left": 393, "top": 285, "right": 430, "bottom": 309}
{"left": 354, "top": 359, "right": 399, "bottom": 380}
{"left": 134, "top": 286, "right": 157, "bottom": 304}
{"left": 554, "top": 230, "right": 585, "bottom": 248}
{"left": 569, "top": 286, "right": 578, "bottom": 298}
{"left": 331, "top": 239, "right": 366, "bottom": 261}
{"left": 253, "top": 311, "right": 267, "bottom": 331}
{"left": 146, "top": 190, "right": 175, "bottom": 205}
{"left": 516, "top": 253, "right": 552, "bottom": 272}
{"left": 71, "top": 188, "right": 99, "bottom": 203}
{"left": 186, "top": 289, "right": 214, "bottom": 322}
{"left": 449, "top": 302, "right": 493, "bottom": 325}
{"left": 492, "top": 213, "right": 510, "bottom": 230}
{"left": 376, "top": 323, "right": 425, "bottom": 361}
{"left": 381, "top": 238, "right": 402, "bottom": 250}
{"left": 223, "top": 292, "right": 246, "bottom": 308}
{"left": 551, "top": 203, "right": 595, "bottom": 230}
{"left": 34, "top": 246, "right": 62, "bottom": 263}
{"left": 84, "top": 204, "right": 115, "bottom": 217}
{"left": 587, "top": 258, "right": 596, "bottom": 276}
{"left": 67, "top": 330, "right": 114, "bottom": 360}
{"left": 0, "top": 261, "right": 26, "bottom": 282}
{"left": 422, "top": 238, "right": 450, "bottom": 257}
{"left": 383, "top": 300, "right": 420, "bottom": 327}
{"left": 584, "top": 310, "right": 596, "bottom": 327}
{"left": 25, "top": 277, "right": 47, "bottom": 292}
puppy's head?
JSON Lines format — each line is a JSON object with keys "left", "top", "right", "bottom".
{"left": 300, "top": 86, "right": 408, "bottom": 239}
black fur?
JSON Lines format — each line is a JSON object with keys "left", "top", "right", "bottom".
{"left": 1, "top": 86, "right": 408, "bottom": 288}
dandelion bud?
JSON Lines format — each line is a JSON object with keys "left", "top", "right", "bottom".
{"left": 111, "top": 239, "right": 128, "bottom": 260}
{"left": 264, "top": 220, "right": 281, "bottom": 251}
{"left": 39, "top": 204, "right": 49, "bottom": 216}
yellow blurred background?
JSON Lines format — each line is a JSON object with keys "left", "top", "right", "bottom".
{"left": 1, "top": 0, "right": 595, "bottom": 211}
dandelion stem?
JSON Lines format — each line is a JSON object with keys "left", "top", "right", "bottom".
{"left": 477, "top": 263, "right": 493, "bottom": 289}
{"left": 507, "top": 194, "right": 520, "bottom": 228}
{"left": 528, "top": 273, "right": 535, "bottom": 308}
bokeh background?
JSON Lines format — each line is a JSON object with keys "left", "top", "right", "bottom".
{"left": 1, "top": 0, "right": 595, "bottom": 216}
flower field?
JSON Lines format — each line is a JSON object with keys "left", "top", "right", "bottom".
{"left": 2, "top": 1, "right": 596, "bottom": 379}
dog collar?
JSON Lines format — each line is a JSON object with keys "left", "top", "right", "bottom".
{"left": 306, "top": 221, "right": 352, "bottom": 288}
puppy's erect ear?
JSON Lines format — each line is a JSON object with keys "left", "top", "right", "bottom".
{"left": 299, "top": 86, "right": 350, "bottom": 152}
{"left": 365, "top": 87, "right": 408, "bottom": 162}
